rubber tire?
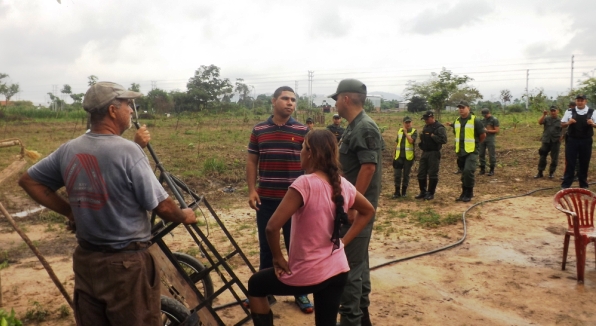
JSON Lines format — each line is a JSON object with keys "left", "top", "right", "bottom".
{"left": 172, "top": 252, "right": 215, "bottom": 300}
{"left": 161, "top": 295, "right": 191, "bottom": 326}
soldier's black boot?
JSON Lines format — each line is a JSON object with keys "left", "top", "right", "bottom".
{"left": 534, "top": 171, "right": 544, "bottom": 178}
{"left": 392, "top": 186, "right": 401, "bottom": 199}
{"left": 425, "top": 179, "right": 438, "bottom": 200}
{"left": 487, "top": 166, "right": 495, "bottom": 176}
{"left": 454, "top": 168, "right": 462, "bottom": 174}
{"left": 479, "top": 166, "right": 485, "bottom": 175}
{"left": 401, "top": 185, "right": 408, "bottom": 197}
{"left": 414, "top": 179, "right": 427, "bottom": 199}
{"left": 455, "top": 185, "right": 465, "bottom": 201}
{"left": 251, "top": 310, "right": 273, "bottom": 326}
{"left": 548, "top": 169, "right": 555, "bottom": 179}
{"left": 462, "top": 187, "right": 473, "bottom": 202}
{"left": 361, "top": 307, "right": 372, "bottom": 326}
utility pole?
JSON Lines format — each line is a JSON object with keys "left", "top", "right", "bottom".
{"left": 570, "top": 55, "right": 574, "bottom": 92}
{"left": 295, "top": 81, "right": 298, "bottom": 97}
{"left": 308, "top": 71, "right": 314, "bottom": 109}
{"left": 151, "top": 81, "right": 157, "bottom": 91}
{"left": 525, "top": 70, "right": 529, "bottom": 111}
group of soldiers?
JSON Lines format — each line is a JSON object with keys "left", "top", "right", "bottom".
{"left": 391, "top": 94, "right": 594, "bottom": 202}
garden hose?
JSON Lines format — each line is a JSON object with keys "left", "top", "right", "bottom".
{"left": 370, "top": 185, "right": 567, "bottom": 271}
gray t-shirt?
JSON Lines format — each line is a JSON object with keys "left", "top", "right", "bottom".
{"left": 27, "top": 133, "right": 168, "bottom": 249}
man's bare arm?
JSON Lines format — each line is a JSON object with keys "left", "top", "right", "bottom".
{"left": 18, "top": 172, "right": 73, "bottom": 221}
{"left": 246, "top": 153, "right": 260, "bottom": 210}
{"left": 153, "top": 197, "right": 196, "bottom": 224}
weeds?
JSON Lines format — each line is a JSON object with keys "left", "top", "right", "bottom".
{"left": 24, "top": 301, "right": 48, "bottom": 322}
{"left": 202, "top": 157, "right": 227, "bottom": 175}
{"left": 0, "top": 308, "right": 23, "bottom": 326}
{"left": 413, "top": 208, "right": 460, "bottom": 228}
{"left": 58, "top": 305, "right": 70, "bottom": 318}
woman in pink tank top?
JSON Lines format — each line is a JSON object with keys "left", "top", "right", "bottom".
{"left": 247, "top": 130, "right": 375, "bottom": 326}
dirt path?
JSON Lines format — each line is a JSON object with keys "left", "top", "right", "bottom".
{"left": 2, "top": 193, "right": 596, "bottom": 325}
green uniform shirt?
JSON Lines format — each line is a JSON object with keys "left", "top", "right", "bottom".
{"left": 541, "top": 116, "right": 562, "bottom": 143}
{"left": 326, "top": 124, "right": 345, "bottom": 142}
{"left": 339, "top": 110, "right": 384, "bottom": 209}
{"left": 481, "top": 115, "right": 499, "bottom": 141}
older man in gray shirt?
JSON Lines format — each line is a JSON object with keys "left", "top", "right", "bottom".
{"left": 19, "top": 82, "right": 196, "bottom": 326}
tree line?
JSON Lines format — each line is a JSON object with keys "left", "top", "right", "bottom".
{"left": 403, "top": 67, "right": 596, "bottom": 119}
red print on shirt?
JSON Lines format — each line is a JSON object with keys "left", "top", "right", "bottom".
{"left": 64, "top": 154, "right": 109, "bottom": 210}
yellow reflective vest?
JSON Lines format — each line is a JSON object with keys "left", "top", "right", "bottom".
{"left": 454, "top": 115, "right": 476, "bottom": 154}
{"left": 394, "top": 128, "right": 416, "bottom": 160}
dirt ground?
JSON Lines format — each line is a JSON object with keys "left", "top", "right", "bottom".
{"left": 2, "top": 118, "right": 596, "bottom": 325}
{"left": 2, "top": 188, "right": 596, "bottom": 325}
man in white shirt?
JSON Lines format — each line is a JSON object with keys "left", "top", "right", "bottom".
{"left": 560, "top": 94, "right": 596, "bottom": 188}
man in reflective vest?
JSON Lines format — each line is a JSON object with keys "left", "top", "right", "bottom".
{"left": 450, "top": 101, "right": 486, "bottom": 202}
{"left": 392, "top": 116, "right": 418, "bottom": 198}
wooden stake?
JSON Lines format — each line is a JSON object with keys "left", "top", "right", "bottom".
{"left": 0, "top": 202, "right": 74, "bottom": 310}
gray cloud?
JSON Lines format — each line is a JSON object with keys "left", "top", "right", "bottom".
{"left": 407, "top": 0, "right": 493, "bottom": 35}
{"left": 310, "top": 12, "right": 351, "bottom": 38}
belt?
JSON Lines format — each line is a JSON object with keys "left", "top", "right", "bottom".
{"left": 78, "top": 239, "right": 151, "bottom": 253}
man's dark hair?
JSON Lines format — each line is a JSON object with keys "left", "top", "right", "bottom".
{"left": 345, "top": 92, "right": 367, "bottom": 106}
{"left": 273, "top": 86, "right": 295, "bottom": 99}
{"left": 89, "top": 98, "right": 123, "bottom": 125}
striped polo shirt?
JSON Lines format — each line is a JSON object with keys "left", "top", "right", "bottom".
{"left": 248, "top": 115, "right": 308, "bottom": 200}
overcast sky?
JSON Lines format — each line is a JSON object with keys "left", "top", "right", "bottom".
{"left": 1, "top": 0, "right": 595, "bottom": 105}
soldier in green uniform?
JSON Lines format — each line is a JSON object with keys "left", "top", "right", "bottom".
{"left": 415, "top": 111, "right": 447, "bottom": 200}
{"left": 447, "top": 101, "right": 486, "bottom": 202}
{"left": 326, "top": 113, "right": 345, "bottom": 142}
{"left": 534, "top": 105, "right": 562, "bottom": 178}
{"left": 330, "top": 79, "right": 383, "bottom": 326}
{"left": 478, "top": 108, "right": 500, "bottom": 176}
{"left": 392, "top": 116, "right": 418, "bottom": 198}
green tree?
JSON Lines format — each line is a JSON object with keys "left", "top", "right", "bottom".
{"left": 186, "top": 65, "right": 233, "bottom": 111}
{"left": 380, "top": 99, "right": 398, "bottom": 110}
{"left": 574, "top": 77, "right": 596, "bottom": 105}
{"left": 87, "top": 75, "right": 98, "bottom": 86}
{"left": 500, "top": 89, "right": 512, "bottom": 109}
{"left": 407, "top": 96, "right": 428, "bottom": 113}
{"left": 2, "top": 84, "right": 20, "bottom": 104}
{"left": 525, "top": 88, "right": 550, "bottom": 112}
{"left": 146, "top": 88, "right": 173, "bottom": 114}
{"left": 364, "top": 98, "right": 375, "bottom": 113}
{"left": 70, "top": 93, "right": 84, "bottom": 106}
{"left": 0, "top": 73, "right": 8, "bottom": 96}
{"left": 404, "top": 67, "right": 474, "bottom": 120}
{"left": 234, "top": 78, "right": 252, "bottom": 108}
{"left": 129, "top": 83, "right": 141, "bottom": 92}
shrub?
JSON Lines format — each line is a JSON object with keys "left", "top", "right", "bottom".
{"left": 0, "top": 309, "right": 23, "bottom": 326}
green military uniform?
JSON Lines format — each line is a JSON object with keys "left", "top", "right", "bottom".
{"left": 416, "top": 120, "right": 447, "bottom": 200}
{"left": 393, "top": 127, "right": 418, "bottom": 198}
{"left": 479, "top": 115, "right": 499, "bottom": 174}
{"left": 537, "top": 115, "right": 562, "bottom": 177}
{"left": 326, "top": 124, "right": 345, "bottom": 142}
{"left": 454, "top": 114, "right": 485, "bottom": 201}
{"left": 338, "top": 110, "right": 384, "bottom": 326}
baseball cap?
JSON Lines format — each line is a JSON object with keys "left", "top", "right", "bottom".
{"left": 83, "top": 82, "right": 142, "bottom": 112}
{"left": 481, "top": 108, "right": 489, "bottom": 114}
{"left": 457, "top": 100, "right": 469, "bottom": 108}
{"left": 403, "top": 116, "right": 412, "bottom": 122}
{"left": 328, "top": 79, "right": 367, "bottom": 101}
{"left": 306, "top": 117, "right": 314, "bottom": 123}
{"left": 576, "top": 94, "right": 587, "bottom": 100}
{"left": 333, "top": 114, "right": 340, "bottom": 119}
{"left": 549, "top": 105, "right": 558, "bottom": 111}
{"left": 421, "top": 110, "right": 434, "bottom": 120}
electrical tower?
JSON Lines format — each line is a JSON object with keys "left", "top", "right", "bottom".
{"left": 307, "top": 71, "right": 314, "bottom": 109}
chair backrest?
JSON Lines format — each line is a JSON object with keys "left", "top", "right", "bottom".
{"left": 553, "top": 188, "right": 596, "bottom": 229}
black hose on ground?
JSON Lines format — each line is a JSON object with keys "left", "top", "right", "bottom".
{"left": 370, "top": 185, "right": 562, "bottom": 271}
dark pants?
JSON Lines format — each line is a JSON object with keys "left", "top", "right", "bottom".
{"left": 562, "top": 137, "right": 592, "bottom": 188}
{"left": 338, "top": 224, "right": 373, "bottom": 326}
{"left": 248, "top": 269, "right": 348, "bottom": 326}
{"left": 479, "top": 139, "right": 496, "bottom": 168}
{"left": 393, "top": 157, "right": 414, "bottom": 189}
{"left": 73, "top": 246, "right": 160, "bottom": 326}
{"left": 256, "top": 199, "right": 291, "bottom": 270}
{"left": 538, "top": 141, "right": 560, "bottom": 173}
{"left": 457, "top": 153, "right": 478, "bottom": 188}
{"left": 417, "top": 151, "right": 440, "bottom": 180}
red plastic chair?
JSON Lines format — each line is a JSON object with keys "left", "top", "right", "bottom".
{"left": 553, "top": 188, "right": 596, "bottom": 283}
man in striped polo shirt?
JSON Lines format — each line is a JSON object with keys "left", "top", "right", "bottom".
{"left": 246, "top": 86, "right": 313, "bottom": 313}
